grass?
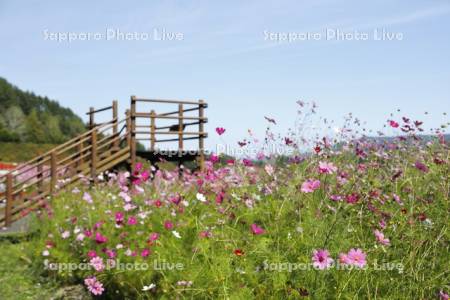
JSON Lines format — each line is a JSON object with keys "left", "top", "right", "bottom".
{"left": 0, "top": 239, "right": 58, "bottom": 299}
{"left": 0, "top": 143, "right": 57, "bottom": 162}
{"left": 16, "top": 138, "right": 448, "bottom": 299}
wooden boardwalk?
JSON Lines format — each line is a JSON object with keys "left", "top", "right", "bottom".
{"left": 0, "top": 97, "right": 207, "bottom": 227}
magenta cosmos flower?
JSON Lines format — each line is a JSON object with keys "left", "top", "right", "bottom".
{"left": 389, "top": 120, "right": 399, "bottom": 128}
{"left": 312, "top": 249, "right": 334, "bottom": 270}
{"left": 164, "top": 220, "right": 174, "bottom": 230}
{"left": 250, "top": 223, "right": 265, "bottom": 235}
{"left": 95, "top": 232, "right": 108, "bottom": 244}
{"left": 318, "top": 161, "right": 337, "bottom": 174}
{"left": 215, "top": 127, "right": 226, "bottom": 135}
{"left": 301, "top": 179, "right": 321, "bottom": 193}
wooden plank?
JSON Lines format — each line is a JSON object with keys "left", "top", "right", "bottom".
{"left": 86, "top": 105, "right": 113, "bottom": 115}
{"left": 134, "top": 112, "right": 207, "bottom": 121}
{"left": 134, "top": 98, "right": 205, "bottom": 105}
{"left": 134, "top": 131, "right": 207, "bottom": 136}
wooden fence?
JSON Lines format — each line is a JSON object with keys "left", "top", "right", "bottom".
{"left": 0, "top": 97, "right": 207, "bottom": 228}
{"left": 129, "top": 96, "right": 208, "bottom": 170}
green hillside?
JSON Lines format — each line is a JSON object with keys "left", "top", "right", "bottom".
{"left": 0, "top": 78, "right": 85, "bottom": 144}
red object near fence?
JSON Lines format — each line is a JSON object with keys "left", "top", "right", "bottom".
{"left": 0, "top": 162, "right": 17, "bottom": 170}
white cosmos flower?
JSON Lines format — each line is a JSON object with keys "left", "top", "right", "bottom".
{"left": 196, "top": 193, "right": 207, "bottom": 202}
{"left": 142, "top": 283, "right": 156, "bottom": 291}
{"left": 172, "top": 230, "right": 181, "bottom": 238}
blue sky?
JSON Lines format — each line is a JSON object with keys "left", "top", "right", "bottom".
{"left": 0, "top": 0, "right": 449, "bottom": 151}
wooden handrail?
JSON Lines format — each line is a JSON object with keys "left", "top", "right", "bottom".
{"left": 134, "top": 112, "right": 207, "bottom": 121}
{"left": 86, "top": 105, "right": 113, "bottom": 115}
{"left": 133, "top": 97, "right": 206, "bottom": 106}
{"left": 134, "top": 131, "right": 207, "bottom": 136}
{"left": 0, "top": 120, "right": 119, "bottom": 180}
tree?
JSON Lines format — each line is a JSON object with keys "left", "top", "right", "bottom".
{"left": 3, "top": 106, "right": 26, "bottom": 138}
{"left": 25, "top": 110, "right": 46, "bottom": 143}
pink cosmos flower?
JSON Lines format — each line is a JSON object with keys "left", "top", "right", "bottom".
{"left": 84, "top": 276, "right": 104, "bottom": 296}
{"left": 105, "top": 249, "right": 116, "bottom": 259}
{"left": 95, "top": 232, "right": 108, "bottom": 244}
{"left": 210, "top": 154, "right": 220, "bottom": 163}
{"left": 301, "top": 179, "right": 321, "bottom": 193}
{"left": 243, "top": 159, "right": 253, "bottom": 167}
{"left": 374, "top": 230, "right": 390, "bottom": 246}
{"left": 347, "top": 248, "right": 367, "bottom": 268}
{"left": 389, "top": 120, "right": 399, "bottom": 128}
{"left": 127, "top": 216, "right": 137, "bottom": 225}
{"left": 256, "top": 152, "right": 265, "bottom": 160}
{"left": 440, "top": 291, "right": 449, "bottom": 300}
{"left": 338, "top": 253, "right": 351, "bottom": 265}
{"left": 141, "top": 248, "right": 151, "bottom": 257}
{"left": 318, "top": 161, "right": 337, "bottom": 174}
{"left": 215, "top": 127, "right": 226, "bottom": 135}
{"left": 89, "top": 256, "right": 105, "bottom": 272}
{"left": 199, "top": 230, "right": 212, "bottom": 238}
{"left": 164, "top": 220, "right": 174, "bottom": 230}
{"left": 115, "top": 212, "right": 124, "bottom": 225}
{"left": 61, "top": 230, "right": 70, "bottom": 239}
{"left": 83, "top": 192, "right": 93, "bottom": 204}
{"left": 345, "top": 193, "right": 360, "bottom": 204}
{"left": 134, "top": 162, "right": 143, "bottom": 172}
{"left": 379, "top": 219, "right": 386, "bottom": 229}
{"left": 414, "top": 161, "right": 429, "bottom": 173}
{"left": 75, "top": 232, "right": 85, "bottom": 241}
{"left": 149, "top": 232, "right": 159, "bottom": 241}
{"left": 330, "top": 195, "right": 342, "bottom": 202}
{"left": 393, "top": 194, "right": 403, "bottom": 206}
{"left": 312, "top": 249, "right": 334, "bottom": 270}
{"left": 87, "top": 250, "right": 97, "bottom": 258}
{"left": 250, "top": 223, "right": 265, "bottom": 235}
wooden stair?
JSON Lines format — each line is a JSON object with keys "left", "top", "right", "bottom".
{"left": 0, "top": 117, "right": 130, "bottom": 227}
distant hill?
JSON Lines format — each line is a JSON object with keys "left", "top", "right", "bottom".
{"left": 0, "top": 77, "right": 85, "bottom": 144}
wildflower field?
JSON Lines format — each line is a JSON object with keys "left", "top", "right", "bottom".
{"left": 5, "top": 103, "right": 450, "bottom": 299}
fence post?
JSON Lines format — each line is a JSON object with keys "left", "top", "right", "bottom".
{"left": 150, "top": 110, "right": 156, "bottom": 151}
{"left": 50, "top": 151, "right": 57, "bottom": 194}
{"left": 5, "top": 173, "right": 13, "bottom": 227}
{"left": 198, "top": 100, "right": 205, "bottom": 171}
{"left": 112, "top": 100, "right": 119, "bottom": 150}
{"left": 130, "top": 96, "right": 137, "bottom": 171}
{"left": 77, "top": 137, "right": 84, "bottom": 172}
{"left": 37, "top": 157, "right": 44, "bottom": 194}
{"left": 90, "top": 129, "right": 98, "bottom": 184}
{"left": 126, "top": 110, "right": 131, "bottom": 146}
{"left": 89, "top": 107, "right": 95, "bottom": 130}
{"left": 178, "top": 104, "right": 184, "bottom": 151}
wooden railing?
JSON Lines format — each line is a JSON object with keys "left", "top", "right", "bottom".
{"left": 129, "top": 96, "right": 208, "bottom": 170}
{"left": 0, "top": 103, "right": 130, "bottom": 227}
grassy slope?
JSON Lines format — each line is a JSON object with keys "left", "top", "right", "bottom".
{"left": 0, "top": 143, "right": 56, "bottom": 162}
{"left": 0, "top": 240, "right": 57, "bottom": 299}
